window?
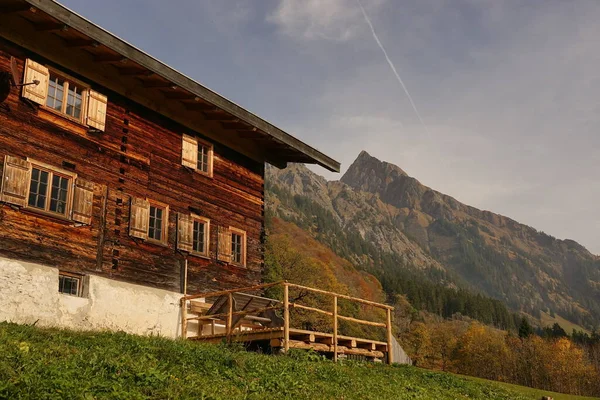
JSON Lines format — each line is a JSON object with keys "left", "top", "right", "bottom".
{"left": 27, "top": 165, "right": 73, "bottom": 217}
{"left": 181, "top": 134, "right": 213, "bottom": 177}
{"left": 230, "top": 228, "right": 246, "bottom": 266}
{"left": 176, "top": 213, "right": 209, "bottom": 255}
{"left": 21, "top": 59, "right": 108, "bottom": 132}
{"left": 193, "top": 220, "right": 206, "bottom": 253}
{"left": 148, "top": 205, "right": 165, "bottom": 241}
{"left": 1, "top": 155, "right": 94, "bottom": 224}
{"left": 197, "top": 143, "right": 211, "bottom": 174}
{"left": 59, "top": 272, "right": 81, "bottom": 296}
{"left": 45, "top": 71, "right": 87, "bottom": 122}
{"left": 129, "top": 198, "right": 169, "bottom": 244}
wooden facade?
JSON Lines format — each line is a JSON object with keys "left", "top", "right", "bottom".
{"left": 0, "top": 1, "right": 339, "bottom": 296}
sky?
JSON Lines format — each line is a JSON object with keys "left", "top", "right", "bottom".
{"left": 59, "top": 0, "right": 600, "bottom": 255}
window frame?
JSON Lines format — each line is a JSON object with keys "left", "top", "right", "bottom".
{"left": 58, "top": 271, "right": 83, "bottom": 297}
{"left": 25, "top": 159, "right": 75, "bottom": 220}
{"left": 190, "top": 215, "right": 210, "bottom": 258}
{"left": 196, "top": 138, "right": 214, "bottom": 177}
{"left": 42, "top": 68, "right": 89, "bottom": 125}
{"left": 229, "top": 227, "right": 247, "bottom": 267}
{"left": 146, "top": 200, "right": 169, "bottom": 246}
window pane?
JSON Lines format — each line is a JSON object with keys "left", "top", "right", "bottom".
{"left": 193, "top": 221, "right": 205, "bottom": 253}
{"left": 231, "top": 233, "right": 243, "bottom": 263}
{"left": 46, "top": 76, "right": 64, "bottom": 111}
{"left": 28, "top": 168, "right": 49, "bottom": 209}
{"left": 149, "top": 206, "right": 164, "bottom": 241}
{"left": 49, "top": 175, "right": 69, "bottom": 215}
{"left": 66, "top": 85, "right": 83, "bottom": 119}
{"left": 197, "top": 145, "right": 209, "bottom": 173}
{"left": 59, "top": 275, "right": 80, "bottom": 296}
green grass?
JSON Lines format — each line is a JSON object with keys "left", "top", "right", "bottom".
{"left": 0, "top": 322, "right": 597, "bottom": 400}
{"left": 462, "top": 375, "right": 598, "bottom": 400}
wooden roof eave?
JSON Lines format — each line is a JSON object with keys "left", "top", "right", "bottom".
{"left": 13, "top": 0, "right": 340, "bottom": 173}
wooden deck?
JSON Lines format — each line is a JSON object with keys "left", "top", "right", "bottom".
{"left": 181, "top": 281, "right": 394, "bottom": 363}
{"left": 188, "top": 327, "right": 388, "bottom": 359}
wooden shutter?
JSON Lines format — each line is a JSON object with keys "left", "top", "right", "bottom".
{"left": 129, "top": 197, "right": 150, "bottom": 239}
{"left": 72, "top": 179, "right": 94, "bottom": 225}
{"left": 22, "top": 59, "right": 49, "bottom": 105}
{"left": 217, "top": 226, "right": 232, "bottom": 263}
{"left": 87, "top": 90, "right": 108, "bottom": 131}
{"left": 177, "top": 213, "right": 194, "bottom": 252}
{"left": 1, "top": 155, "right": 31, "bottom": 207}
{"left": 182, "top": 134, "right": 198, "bottom": 168}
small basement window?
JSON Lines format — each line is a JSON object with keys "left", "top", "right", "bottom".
{"left": 58, "top": 272, "right": 82, "bottom": 296}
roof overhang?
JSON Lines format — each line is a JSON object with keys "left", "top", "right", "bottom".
{"left": 0, "top": 0, "right": 340, "bottom": 172}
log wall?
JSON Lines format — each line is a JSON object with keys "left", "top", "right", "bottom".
{"left": 0, "top": 38, "right": 264, "bottom": 293}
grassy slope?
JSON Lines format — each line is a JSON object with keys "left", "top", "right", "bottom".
{"left": 540, "top": 311, "right": 591, "bottom": 335}
{"left": 1, "top": 323, "right": 597, "bottom": 400}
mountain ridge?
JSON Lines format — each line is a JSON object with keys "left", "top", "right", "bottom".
{"left": 266, "top": 151, "right": 600, "bottom": 329}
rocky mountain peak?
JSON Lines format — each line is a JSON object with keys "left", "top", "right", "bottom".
{"left": 341, "top": 151, "right": 407, "bottom": 191}
{"left": 341, "top": 151, "right": 430, "bottom": 211}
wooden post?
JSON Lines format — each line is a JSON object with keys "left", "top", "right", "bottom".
{"left": 283, "top": 283, "right": 290, "bottom": 353}
{"left": 333, "top": 295, "right": 338, "bottom": 362}
{"left": 181, "top": 298, "right": 188, "bottom": 339}
{"left": 386, "top": 308, "right": 393, "bottom": 365}
{"left": 226, "top": 292, "right": 233, "bottom": 341}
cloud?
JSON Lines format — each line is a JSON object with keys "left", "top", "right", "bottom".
{"left": 297, "top": 0, "right": 600, "bottom": 253}
{"left": 267, "top": 0, "right": 384, "bottom": 41}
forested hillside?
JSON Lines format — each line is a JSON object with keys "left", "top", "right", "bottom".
{"left": 264, "top": 155, "right": 600, "bottom": 396}
{"left": 266, "top": 151, "right": 600, "bottom": 331}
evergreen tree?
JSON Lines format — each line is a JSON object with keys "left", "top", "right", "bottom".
{"left": 519, "top": 317, "right": 534, "bottom": 338}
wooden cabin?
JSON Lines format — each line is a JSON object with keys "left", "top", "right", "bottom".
{"left": 0, "top": 0, "right": 339, "bottom": 338}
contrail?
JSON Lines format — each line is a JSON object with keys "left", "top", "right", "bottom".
{"left": 356, "top": 0, "right": 429, "bottom": 134}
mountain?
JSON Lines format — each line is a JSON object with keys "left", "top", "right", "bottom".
{"left": 266, "top": 151, "right": 600, "bottom": 330}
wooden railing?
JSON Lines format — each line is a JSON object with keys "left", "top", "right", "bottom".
{"left": 180, "top": 281, "right": 394, "bottom": 364}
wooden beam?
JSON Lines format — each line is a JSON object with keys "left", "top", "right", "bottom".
{"left": 94, "top": 54, "right": 128, "bottom": 63}
{"left": 286, "top": 283, "right": 394, "bottom": 310}
{"left": 290, "top": 303, "right": 333, "bottom": 317}
{"left": 163, "top": 91, "right": 195, "bottom": 100}
{"left": 181, "top": 298, "right": 188, "bottom": 339}
{"left": 283, "top": 283, "right": 290, "bottom": 354}
{"left": 226, "top": 293, "right": 233, "bottom": 341}
{"left": 237, "top": 131, "right": 264, "bottom": 139}
{"left": 65, "top": 38, "right": 98, "bottom": 48}
{"left": 333, "top": 296, "right": 338, "bottom": 362}
{"left": 386, "top": 308, "right": 393, "bottom": 365}
{"left": 142, "top": 80, "right": 175, "bottom": 89}
{"left": 337, "top": 314, "right": 387, "bottom": 328}
{"left": 203, "top": 114, "right": 238, "bottom": 122}
{"left": 181, "top": 102, "right": 217, "bottom": 112}
{"left": 339, "top": 338, "right": 357, "bottom": 348}
{"left": 222, "top": 121, "right": 252, "bottom": 130}
{"left": 34, "top": 21, "right": 68, "bottom": 32}
{"left": 0, "top": 4, "right": 36, "bottom": 14}
{"left": 117, "top": 67, "right": 153, "bottom": 77}
{"left": 183, "top": 281, "right": 284, "bottom": 301}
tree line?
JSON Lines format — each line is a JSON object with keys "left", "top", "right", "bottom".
{"left": 400, "top": 317, "right": 600, "bottom": 396}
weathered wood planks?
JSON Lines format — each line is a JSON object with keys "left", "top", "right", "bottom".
{"left": 0, "top": 38, "right": 264, "bottom": 293}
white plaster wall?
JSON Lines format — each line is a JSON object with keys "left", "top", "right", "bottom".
{"left": 0, "top": 257, "right": 183, "bottom": 338}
